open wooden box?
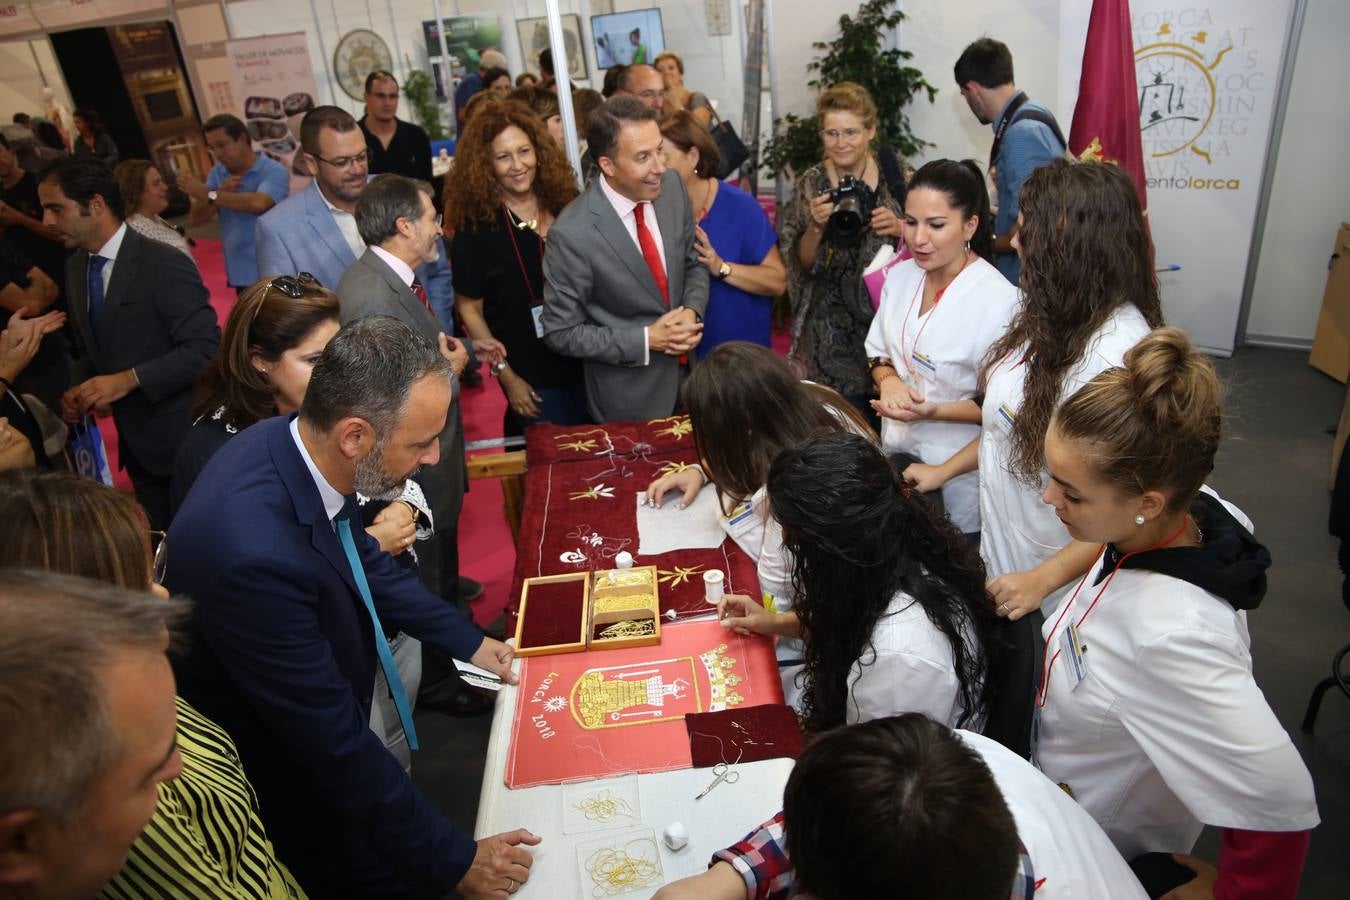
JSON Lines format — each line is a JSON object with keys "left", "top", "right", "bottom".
{"left": 513, "top": 566, "right": 662, "bottom": 657}
{"left": 513, "top": 572, "right": 590, "bottom": 657}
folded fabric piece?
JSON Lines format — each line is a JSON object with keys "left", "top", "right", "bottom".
{"left": 686, "top": 704, "right": 804, "bottom": 767}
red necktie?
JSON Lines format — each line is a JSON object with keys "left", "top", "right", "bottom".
{"left": 411, "top": 278, "right": 431, "bottom": 313}
{"left": 633, "top": 203, "right": 669, "bottom": 306}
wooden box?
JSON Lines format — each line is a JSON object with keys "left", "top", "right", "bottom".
{"left": 513, "top": 572, "right": 590, "bottom": 657}
{"left": 588, "top": 565, "right": 661, "bottom": 651}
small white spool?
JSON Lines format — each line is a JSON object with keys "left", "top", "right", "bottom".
{"left": 614, "top": 551, "right": 635, "bottom": 569}
{"left": 703, "top": 570, "right": 724, "bottom": 605}
{"left": 662, "top": 821, "right": 689, "bottom": 851}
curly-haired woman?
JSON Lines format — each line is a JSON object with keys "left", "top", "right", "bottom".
{"left": 445, "top": 99, "right": 588, "bottom": 435}
{"left": 903, "top": 160, "right": 1163, "bottom": 619}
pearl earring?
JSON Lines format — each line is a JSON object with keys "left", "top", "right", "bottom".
{"left": 1134, "top": 514, "right": 1146, "bottom": 526}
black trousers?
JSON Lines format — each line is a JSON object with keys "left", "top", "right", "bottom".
{"left": 121, "top": 442, "right": 172, "bottom": 532}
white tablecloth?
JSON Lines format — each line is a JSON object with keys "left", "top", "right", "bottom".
{"left": 475, "top": 655, "right": 793, "bottom": 898}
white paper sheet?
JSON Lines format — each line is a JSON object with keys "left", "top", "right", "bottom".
{"left": 635, "top": 486, "right": 726, "bottom": 556}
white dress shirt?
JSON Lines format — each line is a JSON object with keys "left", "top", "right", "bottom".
{"left": 598, "top": 175, "right": 669, "bottom": 367}
{"left": 92, "top": 222, "right": 128, "bottom": 294}
{"left": 370, "top": 244, "right": 416, "bottom": 287}
{"left": 290, "top": 417, "right": 346, "bottom": 525}
{"left": 318, "top": 185, "right": 365, "bottom": 260}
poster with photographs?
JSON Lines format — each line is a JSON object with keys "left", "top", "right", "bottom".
{"left": 225, "top": 32, "right": 319, "bottom": 193}
{"left": 516, "top": 14, "right": 588, "bottom": 82}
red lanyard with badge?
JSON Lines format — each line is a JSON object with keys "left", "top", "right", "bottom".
{"left": 897, "top": 257, "right": 971, "bottom": 383}
{"left": 503, "top": 203, "right": 546, "bottom": 337}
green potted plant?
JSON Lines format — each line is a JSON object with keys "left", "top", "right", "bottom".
{"left": 402, "top": 69, "right": 447, "bottom": 141}
{"left": 761, "top": 0, "right": 938, "bottom": 178}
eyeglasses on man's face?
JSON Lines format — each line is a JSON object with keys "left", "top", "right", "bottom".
{"left": 313, "top": 149, "right": 371, "bottom": 169}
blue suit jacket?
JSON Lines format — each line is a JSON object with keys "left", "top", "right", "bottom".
{"left": 167, "top": 416, "right": 481, "bottom": 897}
{"left": 254, "top": 180, "right": 455, "bottom": 330}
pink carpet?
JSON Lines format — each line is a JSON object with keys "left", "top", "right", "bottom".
{"left": 101, "top": 236, "right": 793, "bottom": 629}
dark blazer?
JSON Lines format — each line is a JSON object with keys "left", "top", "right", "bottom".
{"left": 65, "top": 225, "right": 219, "bottom": 475}
{"left": 540, "top": 169, "right": 710, "bottom": 422}
{"left": 335, "top": 248, "right": 464, "bottom": 528}
{"left": 168, "top": 416, "right": 483, "bottom": 898}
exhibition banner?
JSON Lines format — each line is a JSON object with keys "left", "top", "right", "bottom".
{"left": 225, "top": 32, "right": 320, "bottom": 194}
{"left": 1059, "top": 0, "right": 1294, "bottom": 354}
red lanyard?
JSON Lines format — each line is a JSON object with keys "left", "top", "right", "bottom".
{"left": 503, "top": 203, "right": 542, "bottom": 307}
{"left": 897, "top": 257, "right": 970, "bottom": 380}
{"left": 1034, "top": 518, "right": 1191, "bottom": 709}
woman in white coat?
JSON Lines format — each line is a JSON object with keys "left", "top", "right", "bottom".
{"left": 866, "top": 159, "right": 1018, "bottom": 538}
{"left": 644, "top": 342, "right": 872, "bottom": 707}
{"left": 718, "top": 432, "right": 999, "bottom": 733}
{"left": 1038, "top": 328, "right": 1317, "bottom": 898}
{"left": 903, "top": 160, "right": 1163, "bottom": 618}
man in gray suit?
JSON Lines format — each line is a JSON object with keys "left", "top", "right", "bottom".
{"left": 541, "top": 96, "right": 707, "bottom": 423}
{"left": 336, "top": 175, "right": 490, "bottom": 716}
{"left": 40, "top": 157, "right": 219, "bottom": 529}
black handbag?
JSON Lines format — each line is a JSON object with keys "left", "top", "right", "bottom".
{"left": 708, "top": 107, "right": 750, "bottom": 180}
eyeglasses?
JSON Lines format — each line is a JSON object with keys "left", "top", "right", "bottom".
{"left": 820, "top": 128, "right": 865, "bottom": 143}
{"left": 149, "top": 531, "right": 168, "bottom": 585}
{"left": 635, "top": 90, "right": 663, "bottom": 100}
{"left": 313, "top": 149, "right": 371, "bottom": 169}
{"left": 269, "top": 272, "right": 319, "bottom": 298}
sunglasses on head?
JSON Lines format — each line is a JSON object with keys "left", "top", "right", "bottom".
{"left": 268, "top": 272, "right": 320, "bottom": 298}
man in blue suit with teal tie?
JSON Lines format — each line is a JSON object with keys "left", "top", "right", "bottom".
{"left": 168, "top": 317, "right": 539, "bottom": 898}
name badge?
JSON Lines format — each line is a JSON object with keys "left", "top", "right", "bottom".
{"left": 1058, "top": 620, "right": 1088, "bottom": 690}
{"left": 911, "top": 351, "right": 938, "bottom": 376}
{"left": 997, "top": 402, "right": 1017, "bottom": 428}
{"left": 531, "top": 305, "right": 545, "bottom": 339}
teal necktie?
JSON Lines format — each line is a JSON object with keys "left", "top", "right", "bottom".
{"left": 335, "top": 506, "right": 419, "bottom": 751}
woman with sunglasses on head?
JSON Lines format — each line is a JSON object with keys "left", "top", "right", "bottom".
{"left": 865, "top": 159, "right": 1017, "bottom": 540}
{"left": 1036, "top": 328, "right": 1317, "bottom": 898}
{"left": 717, "top": 431, "right": 999, "bottom": 734}
{"left": 0, "top": 469, "right": 305, "bottom": 898}
{"left": 901, "top": 160, "right": 1163, "bottom": 620}
{"left": 445, "top": 99, "right": 588, "bottom": 436}
{"left": 779, "top": 83, "right": 905, "bottom": 418}
{"left": 171, "top": 274, "right": 430, "bottom": 770}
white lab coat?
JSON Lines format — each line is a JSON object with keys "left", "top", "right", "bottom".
{"left": 846, "top": 590, "right": 969, "bottom": 728}
{"left": 978, "top": 304, "right": 1152, "bottom": 614}
{"left": 865, "top": 257, "right": 1018, "bottom": 533}
{"left": 1036, "top": 499, "right": 1319, "bottom": 860}
{"left": 958, "top": 730, "right": 1148, "bottom": 899}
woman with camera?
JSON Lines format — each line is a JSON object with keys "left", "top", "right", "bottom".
{"left": 780, "top": 82, "right": 904, "bottom": 416}
{"left": 659, "top": 111, "right": 785, "bottom": 357}
{"left": 865, "top": 160, "right": 1017, "bottom": 540}
{"left": 445, "top": 99, "right": 588, "bottom": 436}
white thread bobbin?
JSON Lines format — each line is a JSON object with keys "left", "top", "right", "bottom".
{"left": 703, "top": 570, "right": 724, "bottom": 605}
{"left": 663, "top": 821, "right": 689, "bottom": 850}
{"left": 614, "top": 551, "right": 635, "bottom": 569}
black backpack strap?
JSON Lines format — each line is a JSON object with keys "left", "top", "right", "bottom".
{"left": 1010, "top": 107, "right": 1067, "bottom": 151}
{"left": 876, "top": 144, "right": 907, "bottom": 199}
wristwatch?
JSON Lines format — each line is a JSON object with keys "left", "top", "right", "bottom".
{"left": 207, "top": 190, "right": 219, "bottom": 205}
{"left": 714, "top": 261, "right": 732, "bottom": 280}
{"left": 491, "top": 360, "right": 508, "bottom": 376}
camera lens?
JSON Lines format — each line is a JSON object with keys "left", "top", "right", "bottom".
{"left": 829, "top": 196, "right": 865, "bottom": 237}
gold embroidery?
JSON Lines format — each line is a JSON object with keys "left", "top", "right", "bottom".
{"left": 569, "top": 483, "right": 616, "bottom": 501}
{"left": 658, "top": 565, "right": 704, "bottom": 587}
{"left": 647, "top": 415, "right": 692, "bottom": 438}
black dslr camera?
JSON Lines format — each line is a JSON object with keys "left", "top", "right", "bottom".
{"left": 823, "top": 175, "right": 875, "bottom": 246}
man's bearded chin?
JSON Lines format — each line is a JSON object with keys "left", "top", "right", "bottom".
{"left": 353, "top": 441, "right": 409, "bottom": 501}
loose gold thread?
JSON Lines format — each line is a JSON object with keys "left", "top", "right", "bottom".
{"left": 584, "top": 839, "right": 662, "bottom": 897}
{"left": 597, "top": 619, "right": 655, "bottom": 639}
{"left": 572, "top": 790, "right": 637, "bottom": 823}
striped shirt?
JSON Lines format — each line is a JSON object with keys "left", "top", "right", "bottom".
{"left": 100, "top": 697, "right": 306, "bottom": 899}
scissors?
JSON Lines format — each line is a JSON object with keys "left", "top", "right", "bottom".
{"left": 695, "top": 762, "right": 740, "bottom": 800}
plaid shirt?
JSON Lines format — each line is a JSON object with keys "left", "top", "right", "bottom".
{"left": 711, "top": 813, "right": 1039, "bottom": 898}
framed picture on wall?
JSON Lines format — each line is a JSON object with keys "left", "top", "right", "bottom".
{"left": 516, "top": 14, "right": 588, "bottom": 81}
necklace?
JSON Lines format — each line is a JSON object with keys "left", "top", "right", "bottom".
{"left": 692, "top": 178, "right": 715, "bottom": 222}
{"left": 503, "top": 196, "right": 540, "bottom": 232}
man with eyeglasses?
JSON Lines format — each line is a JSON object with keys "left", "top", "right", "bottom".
{"left": 179, "top": 114, "right": 289, "bottom": 296}
{"left": 255, "top": 106, "right": 452, "bottom": 315}
{"left": 360, "top": 71, "right": 433, "bottom": 182}
{"left": 615, "top": 64, "right": 666, "bottom": 112}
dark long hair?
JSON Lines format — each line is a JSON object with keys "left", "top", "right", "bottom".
{"left": 683, "top": 342, "right": 873, "bottom": 512}
{"left": 980, "top": 159, "right": 1163, "bottom": 483}
{"left": 768, "top": 432, "right": 997, "bottom": 732}
{"left": 905, "top": 159, "right": 994, "bottom": 262}
{"left": 192, "top": 277, "right": 339, "bottom": 428}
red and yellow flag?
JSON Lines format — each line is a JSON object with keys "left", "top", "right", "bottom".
{"left": 1070, "top": 0, "right": 1147, "bottom": 209}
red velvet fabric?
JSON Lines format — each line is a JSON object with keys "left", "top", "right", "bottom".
{"left": 517, "top": 578, "right": 587, "bottom": 650}
{"left": 1214, "top": 828, "right": 1311, "bottom": 900}
{"left": 508, "top": 418, "right": 761, "bottom": 624}
{"left": 685, "top": 705, "right": 804, "bottom": 767}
